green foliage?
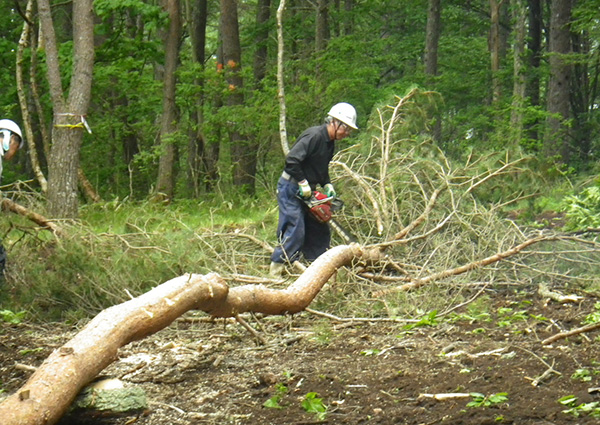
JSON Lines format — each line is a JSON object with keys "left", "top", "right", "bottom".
{"left": 263, "top": 383, "right": 288, "bottom": 409}
{"left": 301, "top": 392, "right": 327, "bottom": 420}
{"left": 559, "top": 395, "right": 600, "bottom": 418}
{"left": 583, "top": 302, "right": 600, "bottom": 325}
{"left": 467, "top": 392, "right": 508, "bottom": 408}
{"left": 561, "top": 186, "right": 600, "bottom": 231}
{"left": 0, "top": 309, "right": 26, "bottom": 324}
{"left": 403, "top": 310, "right": 439, "bottom": 330}
{"left": 571, "top": 368, "right": 598, "bottom": 382}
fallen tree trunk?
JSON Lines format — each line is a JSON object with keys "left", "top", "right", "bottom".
{"left": 0, "top": 244, "right": 374, "bottom": 425}
{"left": 0, "top": 273, "right": 229, "bottom": 425}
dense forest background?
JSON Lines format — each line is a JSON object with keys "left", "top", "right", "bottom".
{"left": 0, "top": 0, "right": 598, "bottom": 217}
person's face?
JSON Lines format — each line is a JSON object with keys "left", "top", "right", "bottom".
{"left": 333, "top": 120, "right": 353, "bottom": 140}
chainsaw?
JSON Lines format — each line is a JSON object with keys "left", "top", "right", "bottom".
{"left": 299, "top": 191, "right": 357, "bottom": 243}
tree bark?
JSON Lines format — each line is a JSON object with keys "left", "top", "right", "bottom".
{"left": 253, "top": 0, "right": 271, "bottom": 86}
{"left": 424, "top": 0, "right": 441, "bottom": 142}
{"left": 424, "top": 0, "right": 441, "bottom": 76}
{"left": 277, "top": 0, "right": 289, "bottom": 155}
{"left": 315, "top": 0, "right": 329, "bottom": 52}
{"left": 0, "top": 244, "right": 376, "bottom": 425}
{"left": 221, "top": 0, "right": 257, "bottom": 194}
{"left": 156, "top": 0, "right": 182, "bottom": 201}
{"left": 544, "top": 0, "right": 573, "bottom": 163}
{"left": 16, "top": 0, "right": 48, "bottom": 193}
{"left": 510, "top": 0, "right": 527, "bottom": 143}
{"left": 39, "top": 0, "right": 95, "bottom": 218}
{"left": 188, "top": 0, "right": 208, "bottom": 196}
{"left": 489, "top": 0, "right": 502, "bottom": 104}
{"left": 525, "top": 0, "right": 542, "bottom": 143}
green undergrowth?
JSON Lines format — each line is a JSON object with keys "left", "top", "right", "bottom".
{"left": 0, "top": 196, "right": 278, "bottom": 322}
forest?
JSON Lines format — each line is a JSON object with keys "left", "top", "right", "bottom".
{"left": 2, "top": 0, "right": 600, "bottom": 424}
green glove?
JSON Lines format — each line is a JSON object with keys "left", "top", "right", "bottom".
{"left": 298, "top": 179, "right": 312, "bottom": 199}
{"left": 324, "top": 183, "right": 336, "bottom": 198}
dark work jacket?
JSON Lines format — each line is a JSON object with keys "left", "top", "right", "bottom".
{"left": 284, "top": 124, "right": 334, "bottom": 189}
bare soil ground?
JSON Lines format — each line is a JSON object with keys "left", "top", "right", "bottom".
{"left": 2, "top": 290, "right": 600, "bottom": 425}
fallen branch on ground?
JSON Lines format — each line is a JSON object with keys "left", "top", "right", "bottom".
{"left": 542, "top": 321, "right": 600, "bottom": 345}
{"left": 0, "top": 196, "right": 63, "bottom": 236}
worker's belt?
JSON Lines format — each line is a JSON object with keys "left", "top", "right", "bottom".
{"left": 281, "top": 171, "right": 296, "bottom": 182}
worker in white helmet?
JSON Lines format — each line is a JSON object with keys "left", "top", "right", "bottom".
{"left": 0, "top": 119, "right": 24, "bottom": 183}
{"left": 0, "top": 119, "right": 24, "bottom": 275}
{"left": 270, "top": 103, "right": 358, "bottom": 277}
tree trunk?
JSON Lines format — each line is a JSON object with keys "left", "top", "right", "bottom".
{"left": 188, "top": 0, "right": 208, "bottom": 196}
{"left": 424, "top": 0, "right": 441, "bottom": 142}
{"left": 424, "top": 0, "right": 440, "bottom": 76}
{"left": 0, "top": 244, "right": 374, "bottom": 425}
{"left": 544, "top": 0, "right": 573, "bottom": 163}
{"left": 277, "top": 0, "right": 289, "bottom": 155}
{"left": 16, "top": 0, "right": 48, "bottom": 193}
{"left": 525, "top": 0, "right": 542, "bottom": 142}
{"left": 221, "top": 0, "right": 257, "bottom": 194}
{"left": 489, "top": 0, "right": 502, "bottom": 104}
{"left": 315, "top": 0, "right": 329, "bottom": 52}
{"left": 0, "top": 274, "right": 229, "bottom": 425}
{"left": 156, "top": 0, "right": 182, "bottom": 201}
{"left": 253, "top": 0, "right": 271, "bottom": 86}
{"left": 510, "top": 0, "right": 527, "bottom": 144}
{"left": 39, "top": 0, "right": 95, "bottom": 218}
{"left": 343, "top": 0, "right": 354, "bottom": 35}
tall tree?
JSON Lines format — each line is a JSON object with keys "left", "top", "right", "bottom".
{"left": 424, "top": 0, "right": 441, "bottom": 77}
{"left": 544, "top": 0, "right": 573, "bottom": 163}
{"left": 156, "top": 0, "right": 182, "bottom": 200}
{"left": 489, "top": 0, "right": 502, "bottom": 103}
{"left": 510, "top": 0, "right": 527, "bottom": 143}
{"left": 315, "top": 0, "right": 329, "bottom": 52}
{"left": 524, "top": 0, "right": 543, "bottom": 144}
{"left": 424, "top": 0, "right": 441, "bottom": 142}
{"left": 188, "top": 0, "right": 209, "bottom": 196}
{"left": 220, "top": 0, "right": 257, "bottom": 193}
{"left": 253, "top": 0, "right": 271, "bottom": 86}
{"left": 38, "top": 0, "right": 94, "bottom": 218}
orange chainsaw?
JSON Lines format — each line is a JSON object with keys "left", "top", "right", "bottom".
{"left": 300, "top": 191, "right": 356, "bottom": 243}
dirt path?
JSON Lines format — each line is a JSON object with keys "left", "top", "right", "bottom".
{"left": 1, "top": 292, "right": 600, "bottom": 424}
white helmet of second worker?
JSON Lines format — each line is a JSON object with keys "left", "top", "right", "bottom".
{"left": 327, "top": 102, "right": 358, "bottom": 130}
{"left": 0, "top": 119, "right": 23, "bottom": 141}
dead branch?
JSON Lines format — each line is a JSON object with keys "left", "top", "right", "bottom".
{"left": 376, "top": 233, "right": 551, "bottom": 295}
{"left": 0, "top": 196, "right": 64, "bottom": 236}
{"left": 537, "top": 282, "right": 583, "bottom": 304}
{"left": 542, "top": 321, "right": 600, "bottom": 345}
{"left": 331, "top": 160, "right": 384, "bottom": 235}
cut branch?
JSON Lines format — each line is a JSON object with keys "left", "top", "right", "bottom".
{"left": 542, "top": 321, "right": 600, "bottom": 345}
{"left": 0, "top": 196, "right": 64, "bottom": 236}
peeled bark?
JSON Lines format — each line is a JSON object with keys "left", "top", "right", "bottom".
{"left": 0, "top": 244, "right": 376, "bottom": 425}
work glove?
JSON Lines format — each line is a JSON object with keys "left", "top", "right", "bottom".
{"left": 324, "top": 183, "right": 336, "bottom": 198}
{"left": 298, "top": 179, "right": 312, "bottom": 199}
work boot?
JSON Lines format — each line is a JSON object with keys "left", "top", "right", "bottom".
{"left": 269, "top": 261, "right": 285, "bottom": 278}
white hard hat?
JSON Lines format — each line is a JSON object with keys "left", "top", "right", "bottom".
{"left": 327, "top": 102, "right": 358, "bottom": 129}
{"left": 0, "top": 119, "right": 23, "bottom": 140}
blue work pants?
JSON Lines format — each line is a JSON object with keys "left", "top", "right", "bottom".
{"left": 271, "top": 177, "right": 331, "bottom": 264}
